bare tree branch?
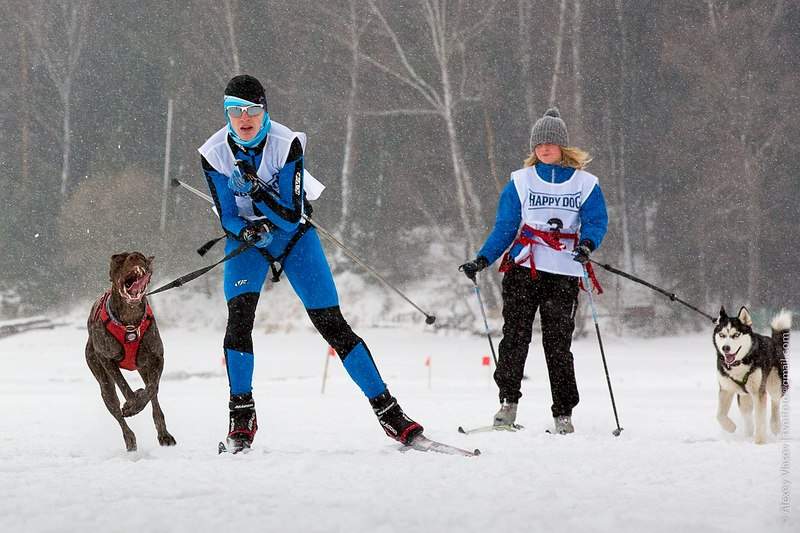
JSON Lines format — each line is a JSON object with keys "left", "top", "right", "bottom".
{"left": 356, "top": 49, "right": 443, "bottom": 109}
{"left": 453, "top": 0, "right": 501, "bottom": 47}
{"left": 357, "top": 109, "right": 440, "bottom": 116}
{"left": 366, "top": 0, "right": 443, "bottom": 107}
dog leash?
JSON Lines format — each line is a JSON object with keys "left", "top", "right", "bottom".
{"left": 588, "top": 259, "right": 716, "bottom": 322}
{"left": 145, "top": 241, "right": 252, "bottom": 297}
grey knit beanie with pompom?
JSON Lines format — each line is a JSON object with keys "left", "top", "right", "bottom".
{"left": 529, "top": 107, "right": 569, "bottom": 150}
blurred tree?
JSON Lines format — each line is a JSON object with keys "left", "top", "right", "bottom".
{"left": 20, "top": 0, "right": 93, "bottom": 198}
{"left": 658, "top": 0, "right": 799, "bottom": 308}
{"left": 362, "top": 0, "right": 500, "bottom": 255}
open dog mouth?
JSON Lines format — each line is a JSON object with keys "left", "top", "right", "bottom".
{"left": 119, "top": 266, "right": 152, "bottom": 303}
{"left": 723, "top": 347, "right": 741, "bottom": 366}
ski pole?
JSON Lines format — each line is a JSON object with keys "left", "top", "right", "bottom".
{"left": 321, "top": 346, "right": 334, "bottom": 394}
{"left": 307, "top": 215, "right": 436, "bottom": 325}
{"left": 145, "top": 241, "right": 252, "bottom": 296}
{"left": 171, "top": 178, "right": 437, "bottom": 324}
{"left": 582, "top": 268, "right": 623, "bottom": 437}
{"left": 588, "top": 259, "right": 714, "bottom": 322}
{"left": 470, "top": 278, "right": 498, "bottom": 367}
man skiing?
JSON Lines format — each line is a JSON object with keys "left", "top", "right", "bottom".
{"left": 199, "top": 74, "right": 423, "bottom": 452}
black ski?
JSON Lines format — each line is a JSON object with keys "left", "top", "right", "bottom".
{"left": 457, "top": 423, "right": 524, "bottom": 435}
{"left": 400, "top": 435, "right": 480, "bottom": 457}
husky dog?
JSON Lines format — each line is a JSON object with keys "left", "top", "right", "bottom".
{"left": 714, "top": 306, "right": 790, "bottom": 444}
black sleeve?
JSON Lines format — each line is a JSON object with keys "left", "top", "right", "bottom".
{"left": 286, "top": 138, "right": 303, "bottom": 163}
{"left": 288, "top": 138, "right": 312, "bottom": 215}
{"left": 249, "top": 137, "right": 305, "bottom": 229}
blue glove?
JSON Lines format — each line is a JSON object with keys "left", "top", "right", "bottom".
{"left": 240, "top": 226, "right": 273, "bottom": 249}
{"left": 228, "top": 162, "right": 260, "bottom": 195}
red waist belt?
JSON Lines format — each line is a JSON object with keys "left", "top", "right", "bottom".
{"left": 499, "top": 224, "right": 603, "bottom": 293}
{"left": 92, "top": 290, "right": 154, "bottom": 371}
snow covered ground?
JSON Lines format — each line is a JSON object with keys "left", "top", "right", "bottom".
{"left": 1, "top": 320, "right": 797, "bottom": 532}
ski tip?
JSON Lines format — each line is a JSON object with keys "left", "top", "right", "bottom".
{"left": 217, "top": 441, "right": 227, "bottom": 454}
{"left": 473, "top": 448, "right": 481, "bottom": 456}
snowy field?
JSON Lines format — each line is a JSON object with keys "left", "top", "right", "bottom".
{"left": 1, "top": 320, "right": 797, "bottom": 532}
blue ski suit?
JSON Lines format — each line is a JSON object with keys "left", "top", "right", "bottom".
{"left": 201, "top": 131, "right": 387, "bottom": 400}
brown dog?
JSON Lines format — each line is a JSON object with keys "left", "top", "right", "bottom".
{"left": 85, "top": 252, "right": 175, "bottom": 451}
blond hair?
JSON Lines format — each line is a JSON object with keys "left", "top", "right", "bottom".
{"left": 523, "top": 146, "right": 592, "bottom": 169}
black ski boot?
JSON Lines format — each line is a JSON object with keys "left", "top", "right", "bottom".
{"left": 370, "top": 390, "right": 423, "bottom": 445}
{"left": 226, "top": 393, "right": 258, "bottom": 453}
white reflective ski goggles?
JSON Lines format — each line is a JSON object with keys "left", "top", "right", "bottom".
{"left": 226, "top": 104, "right": 265, "bottom": 118}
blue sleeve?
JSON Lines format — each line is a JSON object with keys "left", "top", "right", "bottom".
{"left": 202, "top": 157, "right": 248, "bottom": 239}
{"left": 477, "top": 181, "right": 521, "bottom": 265}
{"left": 578, "top": 184, "right": 608, "bottom": 250}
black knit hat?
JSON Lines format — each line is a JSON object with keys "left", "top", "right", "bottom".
{"left": 224, "top": 75, "right": 267, "bottom": 110}
{"left": 529, "top": 107, "right": 569, "bottom": 149}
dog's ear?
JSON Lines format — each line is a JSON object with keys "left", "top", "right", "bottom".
{"left": 109, "top": 253, "right": 128, "bottom": 281}
{"left": 738, "top": 306, "right": 753, "bottom": 326}
{"left": 718, "top": 305, "right": 727, "bottom": 319}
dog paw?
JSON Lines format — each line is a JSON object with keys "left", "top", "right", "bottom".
{"left": 754, "top": 434, "right": 768, "bottom": 445}
{"left": 124, "top": 431, "right": 137, "bottom": 452}
{"left": 717, "top": 416, "right": 736, "bottom": 433}
{"left": 122, "top": 388, "right": 150, "bottom": 417}
{"left": 158, "top": 433, "right": 177, "bottom": 447}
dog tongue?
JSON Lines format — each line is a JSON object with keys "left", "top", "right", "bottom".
{"left": 129, "top": 272, "right": 151, "bottom": 295}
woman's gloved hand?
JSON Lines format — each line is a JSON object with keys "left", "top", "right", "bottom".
{"left": 228, "top": 160, "right": 260, "bottom": 195}
{"left": 458, "top": 256, "right": 489, "bottom": 281}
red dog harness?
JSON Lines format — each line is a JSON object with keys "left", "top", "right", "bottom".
{"left": 92, "top": 290, "right": 154, "bottom": 371}
{"left": 499, "top": 224, "right": 603, "bottom": 293}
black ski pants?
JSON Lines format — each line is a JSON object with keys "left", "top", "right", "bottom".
{"left": 495, "top": 265, "right": 580, "bottom": 417}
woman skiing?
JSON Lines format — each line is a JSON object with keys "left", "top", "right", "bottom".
{"left": 459, "top": 107, "right": 608, "bottom": 434}
{"left": 199, "top": 74, "right": 423, "bottom": 452}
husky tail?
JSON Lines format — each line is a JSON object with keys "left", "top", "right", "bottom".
{"left": 771, "top": 310, "right": 792, "bottom": 344}
{"left": 771, "top": 310, "right": 792, "bottom": 395}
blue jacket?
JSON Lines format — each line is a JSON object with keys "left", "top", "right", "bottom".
{"left": 477, "top": 162, "right": 608, "bottom": 264}
{"left": 202, "top": 137, "right": 305, "bottom": 241}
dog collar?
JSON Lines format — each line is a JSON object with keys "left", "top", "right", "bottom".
{"left": 720, "top": 357, "right": 742, "bottom": 371}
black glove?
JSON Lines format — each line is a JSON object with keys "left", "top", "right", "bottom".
{"left": 459, "top": 256, "right": 490, "bottom": 281}
{"left": 573, "top": 239, "right": 593, "bottom": 265}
